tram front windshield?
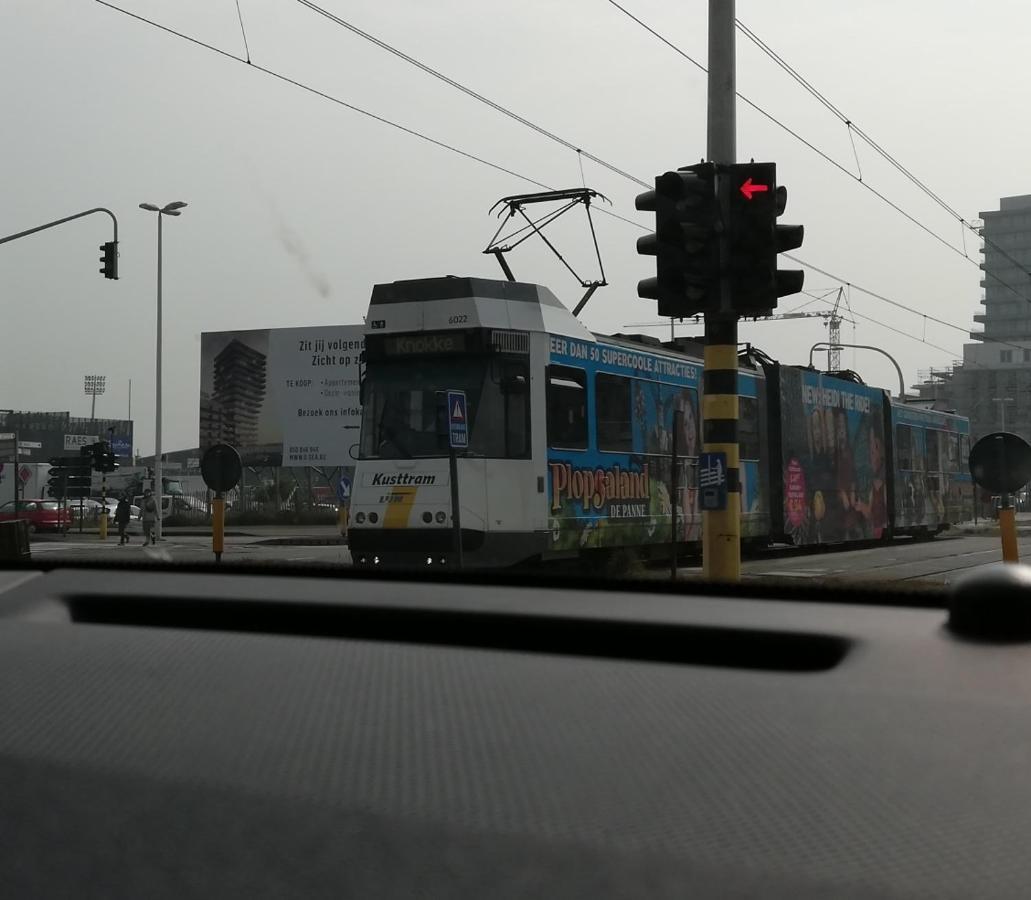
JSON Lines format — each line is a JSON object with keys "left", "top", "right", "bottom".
{"left": 360, "top": 356, "right": 529, "bottom": 459}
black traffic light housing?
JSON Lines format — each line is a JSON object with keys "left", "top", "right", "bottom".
{"left": 88, "top": 441, "right": 119, "bottom": 474}
{"left": 723, "top": 162, "right": 804, "bottom": 314}
{"left": 100, "top": 240, "right": 118, "bottom": 280}
{"left": 47, "top": 458, "right": 68, "bottom": 500}
{"left": 636, "top": 163, "right": 719, "bottom": 318}
{"left": 47, "top": 455, "right": 92, "bottom": 500}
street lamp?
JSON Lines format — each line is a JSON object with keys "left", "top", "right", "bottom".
{"left": 139, "top": 201, "right": 187, "bottom": 541}
{"left": 84, "top": 374, "right": 106, "bottom": 422}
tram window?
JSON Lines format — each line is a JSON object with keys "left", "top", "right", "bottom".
{"left": 596, "top": 374, "right": 632, "bottom": 452}
{"left": 740, "top": 397, "right": 760, "bottom": 460}
{"left": 896, "top": 425, "right": 913, "bottom": 470}
{"left": 945, "top": 432, "right": 959, "bottom": 472}
{"left": 926, "top": 429, "right": 941, "bottom": 472}
{"left": 547, "top": 366, "right": 587, "bottom": 449}
{"left": 501, "top": 363, "right": 531, "bottom": 459}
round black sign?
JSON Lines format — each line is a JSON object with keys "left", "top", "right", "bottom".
{"left": 968, "top": 432, "right": 1031, "bottom": 494}
{"left": 201, "top": 444, "right": 243, "bottom": 493}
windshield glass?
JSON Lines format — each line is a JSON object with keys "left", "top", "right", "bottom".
{"left": 360, "top": 357, "right": 529, "bottom": 460}
{"left": 3, "top": 2, "right": 1024, "bottom": 595}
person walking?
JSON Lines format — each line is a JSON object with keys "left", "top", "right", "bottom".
{"left": 115, "top": 495, "right": 132, "bottom": 545}
{"left": 140, "top": 489, "right": 158, "bottom": 546}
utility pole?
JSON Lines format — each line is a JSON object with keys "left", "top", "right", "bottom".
{"left": 702, "top": 0, "right": 740, "bottom": 581}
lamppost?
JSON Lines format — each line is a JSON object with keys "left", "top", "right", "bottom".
{"left": 84, "top": 374, "right": 106, "bottom": 422}
{"left": 139, "top": 201, "right": 187, "bottom": 541}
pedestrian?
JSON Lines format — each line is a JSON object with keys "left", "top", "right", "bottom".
{"left": 140, "top": 488, "right": 158, "bottom": 546}
{"left": 115, "top": 495, "right": 132, "bottom": 545}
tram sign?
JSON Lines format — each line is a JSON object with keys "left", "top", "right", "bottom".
{"left": 337, "top": 473, "right": 352, "bottom": 503}
{"left": 969, "top": 432, "right": 1031, "bottom": 495}
{"left": 698, "top": 451, "right": 728, "bottom": 511}
{"left": 447, "top": 390, "right": 468, "bottom": 449}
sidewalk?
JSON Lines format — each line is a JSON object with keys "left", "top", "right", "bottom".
{"left": 60, "top": 524, "right": 346, "bottom": 546}
{"left": 955, "top": 511, "right": 1031, "bottom": 536}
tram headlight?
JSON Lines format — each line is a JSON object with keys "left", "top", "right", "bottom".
{"left": 425, "top": 556, "right": 433, "bottom": 565}
{"left": 373, "top": 556, "right": 380, "bottom": 565}
{"left": 435, "top": 511, "right": 447, "bottom": 524}
{"left": 355, "top": 512, "right": 366, "bottom": 524}
{"left": 368, "top": 512, "right": 379, "bottom": 524}
{"left": 422, "top": 511, "right": 432, "bottom": 524}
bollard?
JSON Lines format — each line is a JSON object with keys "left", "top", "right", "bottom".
{"left": 1000, "top": 505, "right": 1019, "bottom": 564}
{"left": 212, "top": 495, "right": 225, "bottom": 563}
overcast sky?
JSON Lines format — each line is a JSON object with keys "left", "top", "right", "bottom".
{"left": 3, "top": 0, "right": 1028, "bottom": 455}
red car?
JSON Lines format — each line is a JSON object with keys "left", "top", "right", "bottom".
{"left": 0, "top": 499, "right": 72, "bottom": 534}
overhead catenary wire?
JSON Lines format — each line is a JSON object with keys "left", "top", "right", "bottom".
{"left": 93, "top": 0, "right": 645, "bottom": 235}
{"left": 296, "top": 0, "right": 651, "bottom": 190}
{"left": 604, "top": 0, "right": 1031, "bottom": 305}
{"left": 95, "top": 0, "right": 1010, "bottom": 367}
{"left": 304, "top": 0, "right": 1031, "bottom": 312}
{"left": 786, "top": 252, "right": 1030, "bottom": 356}
{"left": 120, "top": 0, "right": 1031, "bottom": 318}
{"left": 233, "top": 0, "right": 251, "bottom": 63}
{"left": 96, "top": 2, "right": 551, "bottom": 189}
{"left": 733, "top": 17, "right": 1031, "bottom": 301}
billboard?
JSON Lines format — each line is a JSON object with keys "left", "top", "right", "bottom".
{"left": 200, "top": 325, "right": 364, "bottom": 466}
{"left": 778, "top": 367, "right": 888, "bottom": 544}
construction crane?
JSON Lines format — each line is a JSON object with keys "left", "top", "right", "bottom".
{"left": 624, "top": 287, "right": 854, "bottom": 368}
{"left": 751, "top": 287, "right": 852, "bottom": 370}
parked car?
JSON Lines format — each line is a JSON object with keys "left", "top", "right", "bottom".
{"left": 133, "top": 494, "right": 209, "bottom": 521}
{"left": 65, "top": 498, "right": 143, "bottom": 533}
{"left": 0, "top": 499, "right": 72, "bottom": 534}
{"left": 68, "top": 498, "right": 107, "bottom": 519}
{"left": 102, "top": 498, "right": 141, "bottom": 520}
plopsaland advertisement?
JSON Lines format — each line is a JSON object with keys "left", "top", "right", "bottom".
{"left": 200, "top": 325, "right": 364, "bottom": 466}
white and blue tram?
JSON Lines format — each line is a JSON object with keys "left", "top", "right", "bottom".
{"left": 348, "top": 276, "right": 972, "bottom": 568}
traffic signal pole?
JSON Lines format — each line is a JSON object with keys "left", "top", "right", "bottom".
{"left": 703, "top": 0, "right": 741, "bottom": 581}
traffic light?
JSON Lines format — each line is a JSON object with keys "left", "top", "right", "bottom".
{"left": 47, "top": 458, "right": 68, "bottom": 500}
{"left": 47, "top": 456, "right": 93, "bottom": 500}
{"left": 636, "top": 163, "right": 719, "bottom": 318}
{"left": 723, "top": 162, "right": 804, "bottom": 314}
{"left": 99, "top": 240, "right": 118, "bottom": 280}
{"left": 68, "top": 453, "right": 93, "bottom": 498}
{"left": 89, "top": 441, "right": 119, "bottom": 474}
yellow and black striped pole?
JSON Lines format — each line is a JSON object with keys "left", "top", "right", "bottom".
{"left": 99, "top": 470, "right": 108, "bottom": 540}
{"left": 702, "top": 313, "right": 740, "bottom": 581}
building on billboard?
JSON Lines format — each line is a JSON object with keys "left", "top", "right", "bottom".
{"left": 212, "top": 339, "right": 267, "bottom": 449}
{"left": 199, "top": 325, "right": 364, "bottom": 468}
{"left": 0, "top": 410, "right": 134, "bottom": 466}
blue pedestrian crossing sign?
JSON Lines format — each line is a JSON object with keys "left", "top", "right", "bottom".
{"left": 447, "top": 390, "right": 469, "bottom": 449}
{"left": 698, "top": 451, "right": 728, "bottom": 511}
{"left": 337, "top": 473, "right": 352, "bottom": 503}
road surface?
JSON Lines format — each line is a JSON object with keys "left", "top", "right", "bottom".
{"left": 675, "top": 532, "right": 1016, "bottom": 586}
{"left": 23, "top": 530, "right": 1022, "bottom": 585}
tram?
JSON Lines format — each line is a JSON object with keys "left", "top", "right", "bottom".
{"left": 348, "top": 275, "right": 972, "bottom": 568}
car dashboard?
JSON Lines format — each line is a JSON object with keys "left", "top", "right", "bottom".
{"left": 0, "top": 562, "right": 1029, "bottom": 898}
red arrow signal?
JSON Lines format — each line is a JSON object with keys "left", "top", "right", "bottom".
{"left": 739, "top": 177, "right": 769, "bottom": 201}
